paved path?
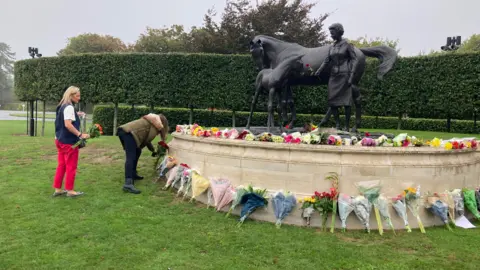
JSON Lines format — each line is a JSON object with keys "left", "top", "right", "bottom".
{"left": 0, "top": 110, "right": 91, "bottom": 123}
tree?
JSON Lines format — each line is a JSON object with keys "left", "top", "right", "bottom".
{"left": 0, "top": 42, "right": 15, "bottom": 105}
{"left": 350, "top": 35, "right": 400, "bottom": 53}
{"left": 133, "top": 25, "right": 190, "bottom": 53}
{"left": 191, "top": 0, "right": 330, "bottom": 54}
{"left": 457, "top": 34, "right": 480, "bottom": 53}
{"left": 57, "top": 33, "right": 127, "bottom": 56}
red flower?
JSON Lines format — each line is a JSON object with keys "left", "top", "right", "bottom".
{"left": 285, "top": 124, "right": 290, "bottom": 129}
{"left": 158, "top": 141, "right": 169, "bottom": 149}
{"left": 365, "top": 132, "right": 371, "bottom": 137}
{"left": 306, "top": 64, "right": 310, "bottom": 67}
{"left": 472, "top": 140, "right": 478, "bottom": 148}
{"left": 314, "top": 191, "right": 321, "bottom": 197}
{"left": 459, "top": 142, "right": 465, "bottom": 149}
{"left": 180, "top": 163, "right": 190, "bottom": 168}
{"left": 402, "top": 140, "right": 410, "bottom": 147}
{"left": 452, "top": 141, "right": 459, "bottom": 149}
{"left": 311, "top": 195, "right": 315, "bottom": 199}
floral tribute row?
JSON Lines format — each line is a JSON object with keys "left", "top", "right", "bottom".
{"left": 175, "top": 124, "right": 478, "bottom": 151}
{"left": 156, "top": 153, "right": 480, "bottom": 233}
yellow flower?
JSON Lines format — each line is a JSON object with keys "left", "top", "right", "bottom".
{"left": 466, "top": 141, "right": 472, "bottom": 148}
{"left": 312, "top": 198, "right": 316, "bottom": 203}
{"left": 211, "top": 127, "right": 219, "bottom": 133}
{"left": 335, "top": 139, "right": 342, "bottom": 146}
{"left": 298, "top": 199, "right": 303, "bottom": 203}
{"left": 445, "top": 142, "right": 453, "bottom": 150}
{"left": 402, "top": 191, "right": 406, "bottom": 197}
{"left": 431, "top": 138, "right": 441, "bottom": 147}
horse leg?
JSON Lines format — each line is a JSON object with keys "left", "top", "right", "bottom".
{"left": 276, "top": 90, "right": 285, "bottom": 133}
{"left": 281, "top": 85, "right": 288, "bottom": 127}
{"left": 319, "top": 107, "right": 333, "bottom": 127}
{"left": 286, "top": 85, "right": 297, "bottom": 129}
{"left": 331, "top": 106, "right": 341, "bottom": 130}
{"left": 352, "top": 85, "right": 362, "bottom": 133}
{"left": 344, "top": 106, "right": 351, "bottom": 132}
{"left": 267, "top": 88, "right": 276, "bottom": 133}
{"left": 246, "top": 85, "right": 261, "bottom": 130}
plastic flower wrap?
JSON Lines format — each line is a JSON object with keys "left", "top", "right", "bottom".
{"left": 301, "top": 134, "right": 312, "bottom": 144}
{"left": 311, "top": 134, "right": 321, "bottom": 144}
{"left": 72, "top": 123, "right": 103, "bottom": 149}
{"left": 463, "top": 188, "right": 480, "bottom": 220}
{"left": 439, "top": 192, "right": 456, "bottom": 225}
{"left": 272, "top": 191, "right": 297, "bottom": 228}
{"left": 228, "top": 129, "right": 239, "bottom": 139}
{"left": 216, "top": 185, "right": 235, "bottom": 212}
{"left": 189, "top": 171, "right": 210, "bottom": 202}
{"left": 327, "top": 135, "right": 342, "bottom": 146}
{"left": 299, "top": 196, "right": 317, "bottom": 226}
{"left": 392, "top": 133, "right": 410, "bottom": 147}
{"left": 326, "top": 172, "right": 339, "bottom": 233}
{"left": 226, "top": 186, "right": 247, "bottom": 218}
{"left": 245, "top": 133, "right": 255, "bottom": 141}
{"left": 392, "top": 195, "right": 412, "bottom": 232}
{"left": 238, "top": 185, "right": 269, "bottom": 227}
{"left": 338, "top": 193, "right": 355, "bottom": 232}
{"left": 375, "top": 135, "right": 388, "bottom": 146}
{"left": 404, "top": 185, "right": 426, "bottom": 233}
{"left": 207, "top": 178, "right": 232, "bottom": 209}
{"left": 449, "top": 189, "right": 465, "bottom": 217}
{"left": 178, "top": 168, "right": 192, "bottom": 197}
{"left": 361, "top": 137, "right": 376, "bottom": 147}
{"left": 425, "top": 195, "right": 452, "bottom": 231}
{"left": 355, "top": 180, "right": 383, "bottom": 235}
{"left": 429, "top": 137, "right": 441, "bottom": 147}
{"left": 314, "top": 190, "right": 335, "bottom": 231}
{"left": 157, "top": 156, "right": 178, "bottom": 178}
{"left": 236, "top": 130, "right": 252, "bottom": 140}
{"left": 352, "top": 195, "right": 372, "bottom": 233}
{"left": 377, "top": 195, "right": 396, "bottom": 234}
{"left": 444, "top": 142, "right": 453, "bottom": 150}
{"left": 163, "top": 165, "right": 181, "bottom": 190}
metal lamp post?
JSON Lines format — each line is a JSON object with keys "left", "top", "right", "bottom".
{"left": 27, "top": 47, "right": 42, "bottom": 137}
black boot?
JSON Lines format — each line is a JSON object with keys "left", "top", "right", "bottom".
{"left": 123, "top": 178, "right": 141, "bottom": 194}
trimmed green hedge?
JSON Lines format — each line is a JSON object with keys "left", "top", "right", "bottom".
{"left": 92, "top": 105, "right": 479, "bottom": 136}
{"left": 15, "top": 52, "right": 480, "bottom": 120}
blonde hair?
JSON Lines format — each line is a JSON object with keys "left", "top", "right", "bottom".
{"left": 58, "top": 86, "right": 80, "bottom": 105}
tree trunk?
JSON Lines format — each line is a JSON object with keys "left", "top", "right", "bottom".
{"left": 113, "top": 102, "right": 119, "bottom": 136}
{"left": 82, "top": 102, "right": 87, "bottom": 132}
{"left": 397, "top": 114, "right": 402, "bottom": 130}
{"left": 150, "top": 104, "right": 154, "bottom": 113}
{"left": 35, "top": 100, "right": 38, "bottom": 136}
{"left": 446, "top": 116, "right": 451, "bottom": 133}
{"left": 474, "top": 110, "right": 477, "bottom": 133}
{"left": 232, "top": 110, "right": 236, "bottom": 128}
{"left": 41, "top": 101, "right": 46, "bottom": 136}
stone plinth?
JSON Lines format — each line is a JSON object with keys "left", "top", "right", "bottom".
{"left": 168, "top": 133, "right": 480, "bottom": 229}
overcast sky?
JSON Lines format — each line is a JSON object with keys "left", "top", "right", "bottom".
{"left": 1, "top": 0, "right": 479, "bottom": 60}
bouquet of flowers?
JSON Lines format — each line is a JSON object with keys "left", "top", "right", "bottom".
{"left": 238, "top": 185, "right": 269, "bottom": 227}
{"left": 425, "top": 194, "right": 453, "bottom": 231}
{"left": 272, "top": 135, "right": 285, "bottom": 143}
{"left": 352, "top": 195, "right": 372, "bottom": 233}
{"left": 338, "top": 193, "right": 355, "bottom": 232}
{"left": 207, "top": 178, "right": 232, "bottom": 209}
{"left": 449, "top": 189, "right": 465, "bottom": 218}
{"left": 272, "top": 191, "right": 297, "bottom": 228}
{"left": 327, "top": 135, "right": 342, "bottom": 146}
{"left": 163, "top": 165, "right": 181, "bottom": 190}
{"left": 189, "top": 171, "right": 210, "bottom": 202}
{"left": 361, "top": 137, "right": 376, "bottom": 147}
{"left": 72, "top": 123, "right": 103, "bottom": 148}
{"left": 236, "top": 130, "right": 253, "bottom": 140}
{"left": 226, "top": 186, "right": 247, "bottom": 218}
{"left": 438, "top": 192, "right": 456, "bottom": 225}
{"left": 154, "top": 141, "right": 169, "bottom": 170}
{"left": 325, "top": 173, "right": 339, "bottom": 233}
{"left": 157, "top": 156, "right": 178, "bottom": 179}
{"left": 476, "top": 188, "right": 480, "bottom": 212}
{"left": 392, "top": 133, "right": 411, "bottom": 147}
{"left": 355, "top": 180, "right": 383, "bottom": 235}
{"left": 377, "top": 195, "right": 396, "bottom": 234}
{"left": 314, "top": 189, "right": 336, "bottom": 231}
{"left": 391, "top": 194, "right": 412, "bottom": 232}
{"left": 375, "top": 135, "right": 389, "bottom": 146}
{"left": 284, "top": 134, "right": 301, "bottom": 144}
{"left": 216, "top": 185, "right": 235, "bottom": 212}
{"left": 463, "top": 188, "right": 480, "bottom": 220}
{"left": 177, "top": 167, "right": 192, "bottom": 197}
{"left": 299, "top": 195, "right": 317, "bottom": 226}
{"left": 404, "top": 185, "right": 426, "bottom": 233}
{"left": 257, "top": 132, "right": 273, "bottom": 142}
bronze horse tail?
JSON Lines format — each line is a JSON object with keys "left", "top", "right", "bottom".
{"left": 359, "top": 46, "right": 398, "bottom": 80}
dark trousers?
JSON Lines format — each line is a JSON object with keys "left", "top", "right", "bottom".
{"left": 118, "top": 128, "right": 142, "bottom": 181}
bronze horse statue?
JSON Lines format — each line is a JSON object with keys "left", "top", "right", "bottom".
{"left": 247, "top": 34, "right": 397, "bottom": 132}
{"left": 247, "top": 54, "right": 305, "bottom": 133}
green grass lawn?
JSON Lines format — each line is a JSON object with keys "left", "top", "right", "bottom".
{"left": 1, "top": 120, "right": 479, "bottom": 270}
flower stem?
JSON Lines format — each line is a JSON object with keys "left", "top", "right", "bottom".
{"left": 374, "top": 205, "right": 383, "bottom": 236}
{"left": 330, "top": 200, "right": 337, "bottom": 233}
{"left": 416, "top": 215, "right": 426, "bottom": 233}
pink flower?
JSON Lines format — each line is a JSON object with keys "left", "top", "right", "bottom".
{"left": 292, "top": 138, "right": 301, "bottom": 144}
{"left": 215, "top": 131, "right": 222, "bottom": 138}
{"left": 284, "top": 135, "right": 293, "bottom": 143}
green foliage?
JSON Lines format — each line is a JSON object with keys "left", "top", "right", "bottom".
{"left": 458, "top": 34, "right": 480, "bottom": 53}
{"left": 93, "top": 105, "right": 479, "bottom": 136}
{"left": 15, "top": 51, "right": 480, "bottom": 123}
{"left": 57, "top": 33, "right": 127, "bottom": 56}
{"left": 133, "top": 25, "right": 190, "bottom": 53}
{"left": 350, "top": 35, "right": 400, "bottom": 53}
{"left": 0, "top": 42, "right": 15, "bottom": 91}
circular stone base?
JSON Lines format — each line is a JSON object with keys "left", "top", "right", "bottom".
{"left": 169, "top": 133, "right": 480, "bottom": 229}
